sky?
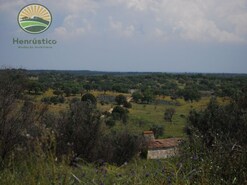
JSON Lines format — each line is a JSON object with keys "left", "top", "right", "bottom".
{"left": 0, "top": 0, "right": 247, "bottom": 73}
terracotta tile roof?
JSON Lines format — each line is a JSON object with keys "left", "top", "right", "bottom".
{"left": 148, "top": 138, "right": 181, "bottom": 149}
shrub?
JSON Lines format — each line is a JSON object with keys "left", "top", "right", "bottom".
{"left": 164, "top": 108, "right": 176, "bottom": 122}
{"left": 115, "top": 94, "right": 127, "bottom": 105}
{"left": 81, "top": 93, "right": 97, "bottom": 106}
{"left": 112, "top": 106, "right": 129, "bottom": 123}
{"left": 0, "top": 70, "right": 47, "bottom": 168}
{"left": 105, "top": 117, "right": 116, "bottom": 127}
{"left": 56, "top": 101, "right": 102, "bottom": 162}
{"left": 132, "top": 91, "right": 142, "bottom": 103}
{"left": 179, "top": 95, "right": 247, "bottom": 184}
{"left": 123, "top": 101, "right": 132, "bottom": 108}
{"left": 70, "top": 97, "right": 80, "bottom": 104}
{"left": 150, "top": 124, "right": 164, "bottom": 138}
{"left": 97, "top": 131, "right": 144, "bottom": 165}
{"left": 111, "top": 131, "right": 143, "bottom": 165}
{"left": 42, "top": 96, "right": 64, "bottom": 105}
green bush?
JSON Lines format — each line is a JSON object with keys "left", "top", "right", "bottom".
{"left": 97, "top": 131, "right": 144, "bottom": 165}
{"left": 164, "top": 108, "right": 176, "bottom": 122}
{"left": 41, "top": 96, "right": 64, "bottom": 104}
{"left": 56, "top": 101, "right": 101, "bottom": 162}
{"left": 115, "top": 94, "right": 127, "bottom": 105}
{"left": 179, "top": 94, "right": 247, "bottom": 184}
{"left": 150, "top": 124, "right": 164, "bottom": 138}
{"left": 105, "top": 117, "right": 116, "bottom": 127}
{"left": 123, "top": 101, "right": 132, "bottom": 108}
{"left": 81, "top": 93, "right": 97, "bottom": 105}
{"left": 112, "top": 106, "right": 129, "bottom": 123}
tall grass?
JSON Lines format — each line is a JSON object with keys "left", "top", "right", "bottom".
{"left": 0, "top": 155, "right": 191, "bottom": 185}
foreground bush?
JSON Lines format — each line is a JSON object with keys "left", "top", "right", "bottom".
{"left": 179, "top": 93, "right": 247, "bottom": 184}
{"left": 56, "top": 101, "right": 102, "bottom": 162}
{"left": 0, "top": 70, "right": 49, "bottom": 168}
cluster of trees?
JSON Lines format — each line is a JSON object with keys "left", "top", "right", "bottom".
{"left": 25, "top": 71, "right": 247, "bottom": 102}
{"left": 54, "top": 97, "right": 140, "bottom": 165}
{"left": 111, "top": 106, "right": 129, "bottom": 124}
{"left": 132, "top": 90, "right": 154, "bottom": 104}
{"left": 0, "top": 70, "right": 143, "bottom": 169}
{"left": 176, "top": 85, "right": 201, "bottom": 102}
{"left": 56, "top": 99, "right": 141, "bottom": 165}
{"left": 103, "top": 95, "right": 132, "bottom": 127}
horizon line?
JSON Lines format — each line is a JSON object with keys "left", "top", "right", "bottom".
{"left": 2, "top": 68, "right": 246, "bottom": 75}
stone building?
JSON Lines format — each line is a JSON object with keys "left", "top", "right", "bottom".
{"left": 143, "top": 131, "right": 181, "bottom": 159}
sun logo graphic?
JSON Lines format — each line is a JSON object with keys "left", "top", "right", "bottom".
{"left": 18, "top": 4, "right": 52, "bottom": 34}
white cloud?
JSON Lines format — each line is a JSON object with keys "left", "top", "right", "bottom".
{"left": 54, "top": 15, "right": 92, "bottom": 39}
{"left": 49, "top": 0, "right": 97, "bottom": 39}
{"left": 152, "top": 28, "right": 168, "bottom": 41}
{"left": 109, "top": 0, "right": 247, "bottom": 43}
{"left": 1, "top": 0, "right": 247, "bottom": 43}
{"left": 226, "top": 12, "right": 247, "bottom": 36}
{"left": 0, "top": 0, "right": 24, "bottom": 11}
{"left": 49, "top": 0, "right": 99, "bottom": 14}
{"left": 109, "top": 17, "right": 136, "bottom": 37}
{"left": 108, "top": 0, "right": 159, "bottom": 11}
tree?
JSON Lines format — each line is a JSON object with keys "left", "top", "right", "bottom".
{"left": 105, "top": 117, "right": 116, "bottom": 127}
{"left": 164, "top": 108, "right": 176, "bottom": 122}
{"left": 53, "top": 89, "right": 63, "bottom": 96}
{"left": 150, "top": 124, "right": 164, "bottom": 138}
{"left": 187, "top": 96, "right": 247, "bottom": 147}
{"left": 83, "top": 84, "right": 91, "bottom": 92}
{"left": 51, "top": 96, "right": 65, "bottom": 104}
{"left": 56, "top": 101, "right": 102, "bottom": 162}
{"left": 142, "top": 90, "right": 154, "bottom": 104}
{"left": 64, "top": 87, "right": 72, "bottom": 97}
{"left": 111, "top": 131, "right": 142, "bottom": 165}
{"left": 123, "top": 101, "right": 132, "bottom": 108}
{"left": 71, "top": 87, "right": 79, "bottom": 95}
{"left": 112, "top": 106, "right": 129, "bottom": 123}
{"left": 81, "top": 93, "right": 97, "bottom": 106}
{"left": 132, "top": 92, "right": 142, "bottom": 103}
{"left": 95, "top": 130, "right": 144, "bottom": 165}
{"left": 27, "top": 81, "right": 43, "bottom": 95}
{"left": 178, "top": 86, "right": 201, "bottom": 102}
{"left": 115, "top": 94, "right": 127, "bottom": 105}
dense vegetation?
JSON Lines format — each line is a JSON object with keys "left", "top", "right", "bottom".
{"left": 0, "top": 69, "right": 246, "bottom": 184}
{"left": 25, "top": 70, "right": 246, "bottom": 101}
{"left": 180, "top": 93, "right": 247, "bottom": 184}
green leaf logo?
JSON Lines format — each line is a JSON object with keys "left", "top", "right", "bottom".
{"left": 18, "top": 4, "right": 52, "bottom": 34}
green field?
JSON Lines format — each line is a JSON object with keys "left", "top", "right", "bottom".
{"left": 36, "top": 89, "right": 216, "bottom": 138}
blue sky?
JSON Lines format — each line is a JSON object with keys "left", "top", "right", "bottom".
{"left": 0, "top": 0, "right": 247, "bottom": 73}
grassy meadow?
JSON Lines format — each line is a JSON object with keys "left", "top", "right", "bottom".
{"left": 38, "top": 89, "right": 217, "bottom": 138}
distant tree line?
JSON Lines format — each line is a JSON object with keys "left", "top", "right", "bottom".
{"left": 24, "top": 71, "right": 247, "bottom": 102}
